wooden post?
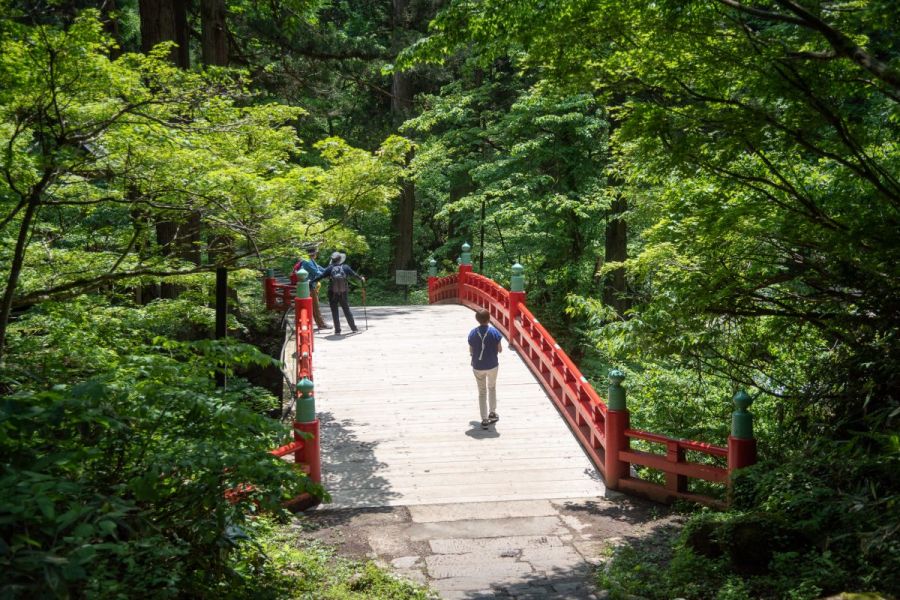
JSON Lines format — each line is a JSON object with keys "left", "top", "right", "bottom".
{"left": 666, "top": 442, "right": 688, "bottom": 493}
{"left": 509, "top": 263, "right": 525, "bottom": 347}
{"left": 295, "top": 377, "right": 320, "bottom": 483}
{"left": 264, "top": 268, "right": 276, "bottom": 310}
{"left": 604, "top": 369, "right": 630, "bottom": 489}
{"left": 459, "top": 242, "right": 473, "bottom": 302}
{"left": 728, "top": 390, "right": 757, "bottom": 471}
{"left": 294, "top": 268, "right": 314, "bottom": 372}
{"left": 427, "top": 258, "right": 437, "bottom": 303}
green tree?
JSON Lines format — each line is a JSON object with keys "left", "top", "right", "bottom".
{"left": 0, "top": 10, "right": 408, "bottom": 357}
{"left": 410, "top": 0, "right": 900, "bottom": 440}
{"left": 406, "top": 70, "right": 611, "bottom": 329}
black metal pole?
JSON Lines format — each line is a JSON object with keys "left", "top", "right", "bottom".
{"left": 215, "top": 267, "right": 227, "bottom": 387}
{"left": 479, "top": 198, "right": 485, "bottom": 272}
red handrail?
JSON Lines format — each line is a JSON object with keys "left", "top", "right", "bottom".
{"left": 429, "top": 264, "right": 751, "bottom": 507}
{"left": 256, "top": 276, "right": 322, "bottom": 510}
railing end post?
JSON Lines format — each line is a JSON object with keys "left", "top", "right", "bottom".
{"left": 510, "top": 262, "right": 525, "bottom": 292}
{"left": 295, "top": 268, "right": 310, "bottom": 299}
{"left": 604, "top": 369, "right": 630, "bottom": 490}
{"left": 459, "top": 243, "right": 473, "bottom": 300}
{"left": 427, "top": 258, "right": 437, "bottom": 303}
{"left": 295, "top": 377, "right": 321, "bottom": 484}
{"left": 607, "top": 369, "right": 627, "bottom": 411}
{"left": 728, "top": 390, "right": 757, "bottom": 473}
{"left": 264, "top": 270, "right": 277, "bottom": 310}
{"left": 460, "top": 242, "right": 472, "bottom": 266}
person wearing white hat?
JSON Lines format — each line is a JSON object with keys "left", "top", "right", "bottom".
{"left": 311, "top": 252, "right": 366, "bottom": 335}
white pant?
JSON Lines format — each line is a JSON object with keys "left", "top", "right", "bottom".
{"left": 473, "top": 367, "right": 498, "bottom": 420}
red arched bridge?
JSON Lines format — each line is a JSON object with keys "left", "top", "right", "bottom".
{"left": 262, "top": 246, "right": 757, "bottom": 510}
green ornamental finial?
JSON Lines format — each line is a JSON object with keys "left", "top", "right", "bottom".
{"left": 731, "top": 390, "right": 754, "bottom": 440}
{"left": 428, "top": 258, "right": 437, "bottom": 277}
{"left": 296, "top": 267, "right": 310, "bottom": 299}
{"left": 296, "top": 377, "right": 315, "bottom": 422}
{"left": 510, "top": 262, "right": 525, "bottom": 292}
{"left": 298, "top": 377, "right": 314, "bottom": 395}
{"left": 460, "top": 242, "right": 472, "bottom": 266}
{"left": 607, "top": 369, "right": 627, "bottom": 410}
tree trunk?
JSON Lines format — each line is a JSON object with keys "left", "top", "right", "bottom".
{"left": 140, "top": 0, "right": 189, "bottom": 299}
{"left": 155, "top": 220, "right": 178, "bottom": 299}
{"left": 392, "top": 181, "right": 415, "bottom": 271}
{"left": 101, "top": 0, "right": 122, "bottom": 57}
{"left": 139, "top": 0, "right": 188, "bottom": 67}
{"left": 201, "top": 0, "right": 229, "bottom": 66}
{"left": 173, "top": 0, "right": 190, "bottom": 68}
{"left": 390, "top": 0, "right": 416, "bottom": 274}
{"left": 602, "top": 197, "right": 629, "bottom": 315}
{"left": 0, "top": 192, "right": 42, "bottom": 362}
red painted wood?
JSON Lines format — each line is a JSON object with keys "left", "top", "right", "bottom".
{"left": 728, "top": 436, "right": 757, "bottom": 471}
{"left": 295, "top": 420, "right": 321, "bottom": 484}
{"left": 428, "top": 269, "right": 752, "bottom": 506}
{"left": 626, "top": 429, "right": 728, "bottom": 458}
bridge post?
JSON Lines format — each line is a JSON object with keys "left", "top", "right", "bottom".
{"left": 295, "top": 377, "right": 321, "bottom": 484}
{"left": 294, "top": 268, "right": 313, "bottom": 355}
{"left": 427, "top": 258, "right": 437, "bottom": 303}
{"left": 508, "top": 263, "right": 526, "bottom": 347}
{"left": 459, "top": 242, "right": 473, "bottom": 302}
{"left": 727, "top": 390, "right": 757, "bottom": 472}
{"left": 264, "top": 268, "right": 277, "bottom": 310}
{"left": 604, "top": 369, "right": 631, "bottom": 490}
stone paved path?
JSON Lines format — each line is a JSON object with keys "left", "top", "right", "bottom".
{"left": 299, "top": 494, "right": 679, "bottom": 600}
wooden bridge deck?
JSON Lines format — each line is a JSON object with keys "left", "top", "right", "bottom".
{"left": 300, "top": 304, "right": 606, "bottom": 509}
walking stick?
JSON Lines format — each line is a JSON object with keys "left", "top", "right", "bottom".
{"left": 361, "top": 281, "right": 368, "bottom": 330}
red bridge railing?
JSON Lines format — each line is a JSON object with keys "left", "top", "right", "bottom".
{"left": 261, "top": 268, "right": 321, "bottom": 509}
{"left": 427, "top": 245, "right": 757, "bottom": 507}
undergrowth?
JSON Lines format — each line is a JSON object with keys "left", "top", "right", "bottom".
{"left": 234, "top": 519, "right": 435, "bottom": 600}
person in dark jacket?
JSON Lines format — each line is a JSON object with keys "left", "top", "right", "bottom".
{"left": 312, "top": 252, "right": 366, "bottom": 335}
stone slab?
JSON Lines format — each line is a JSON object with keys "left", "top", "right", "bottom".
{"left": 426, "top": 553, "right": 534, "bottom": 581}
{"left": 429, "top": 535, "right": 563, "bottom": 555}
{"left": 404, "top": 516, "right": 566, "bottom": 542}
{"left": 410, "top": 500, "right": 557, "bottom": 523}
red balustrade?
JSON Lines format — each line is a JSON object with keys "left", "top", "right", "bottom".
{"left": 264, "top": 273, "right": 296, "bottom": 311}
{"left": 255, "top": 274, "right": 322, "bottom": 510}
{"left": 428, "top": 260, "right": 755, "bottom": 507}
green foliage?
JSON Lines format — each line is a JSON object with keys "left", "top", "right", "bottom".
{"left": 0, "top": 11, "right": 406, "bottom": 326}
{"left": 229, "top": 519, "right": 434, "bottom": 599}
{"left": 405, "top": 72, "right": 611, "bottom": 334}
{"left": 0, "top": 297, "right": 320, "bottom": 597}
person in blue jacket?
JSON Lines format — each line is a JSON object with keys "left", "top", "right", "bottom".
{"left": 468, "top": 309, "right": 503, "bottom": 429}
{"left": 312, "top": 252, "right": 366, "bottom": 335}
{"left": 294, "top": 247, "right": 329, "bottom": 330}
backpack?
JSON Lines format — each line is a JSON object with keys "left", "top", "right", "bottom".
{"left": 330, "top": 264, "right": 349, "bottom": 293}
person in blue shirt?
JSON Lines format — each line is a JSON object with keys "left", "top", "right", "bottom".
{"left": 468, "top": 309, "right": 503, "bottom": 429}
{"left": 294, "top": 248, "right": 329, "bottom": 330}
{"left": 311, "top": 252, "right": 366, "bottom": 335}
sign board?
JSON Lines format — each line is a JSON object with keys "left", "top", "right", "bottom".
{"left": 395, "top": 270, "right": 417, "bottom": 286}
